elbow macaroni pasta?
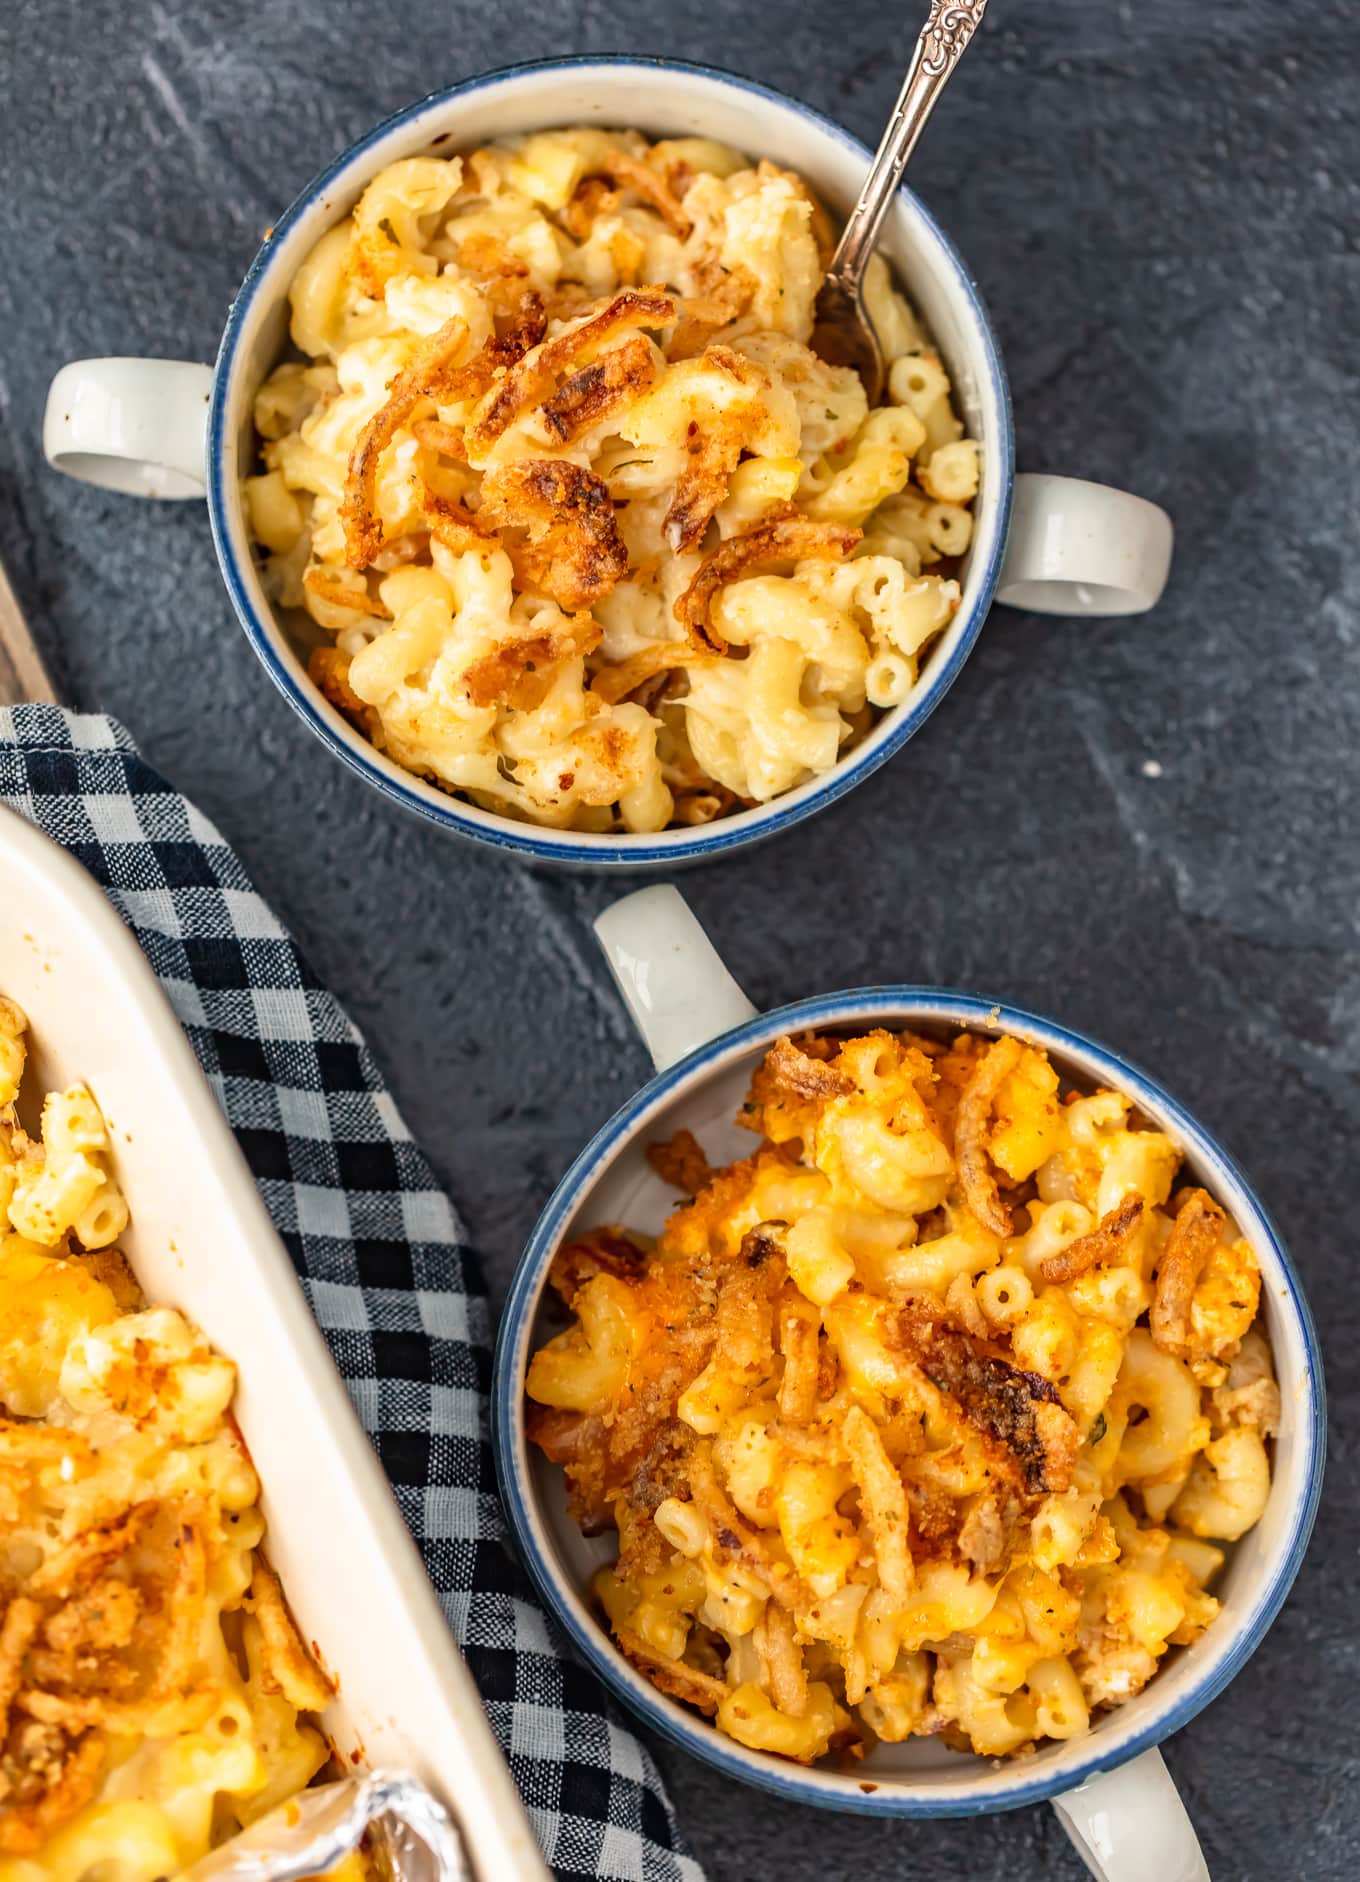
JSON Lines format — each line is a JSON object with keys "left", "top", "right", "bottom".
{"left": 0, "top": 997, "right": 369, "bottom": 1881}
{"left": 247, "top": 129, "right": 979, "bottom": 832}
{"left": 526, "top": 1025, "right": 1277, "bottom": 1764}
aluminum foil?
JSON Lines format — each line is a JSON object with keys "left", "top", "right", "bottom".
{"left": 181, "top": 1770, "right": 469, "bottom": 1882}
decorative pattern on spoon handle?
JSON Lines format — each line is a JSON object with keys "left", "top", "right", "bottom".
{"left": 823, "top": 0, "right": 990, "bottom": 291}
{"left": 920, "top": 0, "right": 991, "bottom": 78}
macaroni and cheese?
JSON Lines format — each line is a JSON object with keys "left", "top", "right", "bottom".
{"left": 0, "top": 995, "right": 369, "bottom": 1880}
{"left": 526, "top": 1027, "right": 1278, "bottom": 1764}
{"left": 247, "top": 129, "right": 979, "bottom": 832}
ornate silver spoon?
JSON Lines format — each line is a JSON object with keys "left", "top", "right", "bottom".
{"left": 813, "top": 0, "right": 991, "bottom": 401}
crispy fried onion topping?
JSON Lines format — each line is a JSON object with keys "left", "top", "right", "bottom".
{"left": 456, "top": 230, "right": 530, "bottom": 279}
{"left": 841, "top": 1403, "right": 912, "bottom": 1601}
{"left": 764, "top": 1034, "right": 855, "bottom": 1100}
{"left": 587, "top": 640, "right": 707, "bottom": 707}
{"left": 628, "top": 1419, "right": 696, "bottom": 1521}
{"left": 754, "top": 1600, "right": 809, "bottom": 1718}
{"left": 0, "top": 1713, "right": 105, "bottom": 1858}
{"left": 478, "top": 459, "right": 628, "bottom": 609}
{"left": 25, "top": 1502, "right": 158, "bottom": 1603}
{"left": 420, "top": 485, "right": 498, "bottom": 555}
{"left": 302, "top": 569, "right": 391, "bottom": 619}
{"left": 545, "top": 1226, "right": 651, "bottom": 1304}
{"left": 0, "top": 1501, "right": 208, "bottom": 1862}
{"left": 443, "top": 288, "right": 548, "bottom": 400}
{"left": 340, "top": 293, "right": 547, "bottom": 567}
{"left": 411, "top": 416, "right": 469, "bottom": 461}
{"left": 308, "top": 646, "right": 373, "bottom": 732}
{"left": 461, "top": 612, "right": 602, "bottom": 710}
{"left": 1039, "top": 1196, "right": 1145, "bottom": 1286}
{"left": 0, "top": 1599, "right": 42, "bottom": 1749}
{"left": 467, "top": 288, "right": 676, "bottom": 455}
{"left": 646, "top": 1127, "right": 714, "bottom": 1195}
{"left": 777, "top": 1289, "right": 821, "bottom": 1425}
{"left": 954, "top": 1035, "right": 1024, "bottom": 1237}
{"left": 957, "top": 1490, "right": 1020, "bottom": 1575}
{"left": 0, "top": 1491, "right": 337, "bottom": 1852}
{"left": 245, "top": 1557, "right": 333, "bottom": 1713}
{"left": 674, "top": 503, "right": 861, "bottom": 654}
{"left": 561, "top": 178, "right": 616, "bottom": 241}
{"left": 663, "top": 346, "right": 764, "bottom": 555}
{"left": 687, "top": 1443, "right": 802, "bottom": 1611}
{"left": 340, "top": 314, "right": 469, "bottom": 569}
{"left": 1151, "top": 1188, "right": 1226, "bottom": 1357}
{"left": 668, "top": 263, "right": 757, "bottom": 362}
{"left": 18, "top": 1504, "right": 211, "bottom": 1734}
{"left": 538, "top": 333, "right": 660, "bottom": 445}
{"left": 616, "top": 1629, "right": 729, "bottom": 1716}
{"left": 571, "top": 150, "right": 694, "bottom": 238}
{"left": 890, "top": 1297, "right": 1078, "bottom": 1498}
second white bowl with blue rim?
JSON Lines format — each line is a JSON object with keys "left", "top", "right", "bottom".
{"left": 492, "top": 886, "right": 1323, "bottom": 1878}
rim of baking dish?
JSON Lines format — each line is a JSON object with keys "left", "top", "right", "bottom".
{"left": 207, "top": 56, "right": 1015, "bottom": 866}
{"left": 492, "top": 988, "right": 1325, "bottom": 1814}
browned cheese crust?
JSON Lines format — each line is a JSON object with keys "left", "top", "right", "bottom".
{"left": 477, "top": 459, "right": 629, "bottom": 610}
{"left": 888, "top": 1297, "right": 1078, "bottom": 1499}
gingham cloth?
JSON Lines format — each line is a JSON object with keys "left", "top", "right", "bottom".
{"left": 0, "top": 703, "right": 702, "bottom": 1882}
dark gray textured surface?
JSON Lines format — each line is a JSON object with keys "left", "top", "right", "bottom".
{"left": 3, "top": 2, "right": 1357, "bottom": 1875}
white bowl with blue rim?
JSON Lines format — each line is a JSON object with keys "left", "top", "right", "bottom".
{"left": 43, "top": 59, "right": 1173, "bottom": 868}
{"left": 492, "top": 885, "right": 1324, "bottom": 1877}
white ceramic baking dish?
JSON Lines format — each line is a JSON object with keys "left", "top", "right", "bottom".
{"left": 0, "top": 803, "right": 548, "bottom": 1882}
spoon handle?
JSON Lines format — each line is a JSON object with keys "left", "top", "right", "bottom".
{"left": 826, "top": 0, "right": 990, "bottom": 290}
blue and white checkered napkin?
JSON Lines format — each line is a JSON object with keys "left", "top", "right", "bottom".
{"left": 0, "top": 702, "right": 703, "bottom": 1882}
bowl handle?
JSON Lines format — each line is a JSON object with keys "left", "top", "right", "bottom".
{"left": 44, "top": 359, "right": 212, "bottom": 500}
{"left": 594, "top": 886, "right": 757, "bottom": 1071}
{"left": 997, "top": 473, "right": 1173, "bottom": 616}
{"left": 1051, "top": 1748, "right": 1210, "bottom": 1881}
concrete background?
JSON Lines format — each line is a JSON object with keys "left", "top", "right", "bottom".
{"left": 3, "top": 1, "right": 1356, "bottom": 1874}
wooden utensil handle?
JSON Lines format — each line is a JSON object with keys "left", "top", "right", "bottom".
{"left": 0, "top": 556, "right": 57, "bottom": 705}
